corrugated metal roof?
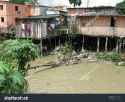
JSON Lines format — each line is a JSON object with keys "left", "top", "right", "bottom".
{"left": 76, "top": 14, "right": 125, "bottom": 17}
{"left": 17, "top": 14, "right": 60, "bottom": 20}
{"left": 68, "top": 6, "right": 116, "bottom": 9}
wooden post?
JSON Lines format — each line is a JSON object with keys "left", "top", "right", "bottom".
{"left": 119, "top": 38, "right": 122, "bottom": 53}
{"left": 54, "top": 37, "right": 56, "bottom": 49}
{"left": 116, "top": 38, "right": 119, "bottom": 52}
{"left": 97, "top": 37, "right": 100, "bottom": 52}
{"left": 105, "top": 37, "right": 108, "bottom": 52}
{"left": 82, "top": 35, "right": 85, "bottom": 50}
{"left": 40, "top": 38, "right": 43, "bottom": 56}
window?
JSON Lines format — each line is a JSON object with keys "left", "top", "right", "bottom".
{"left": 0, "top": 5, "right": 3, "bottom": 10}
{"left": 1, "top": 17, "right": 4, "bottom": 22}
{"left": 15, "top": 6, "right": 18, "bottom": 11}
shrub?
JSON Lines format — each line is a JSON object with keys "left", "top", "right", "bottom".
{"left": 54, "top": 42, "right": 73, "bottom": 62}
{"left": 96, "top": 52, "right": 122, "bottom": 62}
{"left": 0, "top": 39, "right": 40, "bottom": 75}
{"left": 0, "top": 61, "right": 27, "bottom": 94}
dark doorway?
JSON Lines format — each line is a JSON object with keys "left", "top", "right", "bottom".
{"left": 84, "top": 36, "right": 97, "bottom": 51}
{"left": 110, "top": 16, "right": 115, "bottom": 27}
{"left": 99, "top": 37, "right": 106, "bottom": 51}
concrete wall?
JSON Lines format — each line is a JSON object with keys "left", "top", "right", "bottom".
{"left": 0, "top": 2, "right": 7, "bottom": 28}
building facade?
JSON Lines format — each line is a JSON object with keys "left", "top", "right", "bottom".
{"left": 0, "top": 0, "right": 32, "bottom": 30}
{"left": 68, "top": 7, "right": 125, "bottom": 52}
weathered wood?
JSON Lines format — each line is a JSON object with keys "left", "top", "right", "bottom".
{"left": 59, "top": 36, "right": 61, "bottom": 47}
{"left": 105, "top": 37, "right": 108, "bottom": 52}
{"left": 116, "top": 38, "right": 119, "bottom": 52}
{"left": 82, "top": 35, "right": 85, "bottom": 50}
{"left": 119, "top": 38, "right": 122, "bottom": 53}
{"left": 40, "top": 39, "right": 43, "bottom": 55}
{"left": 97, "top": 37, "right": 100, "bottom": 52}
{"left": 55, "top": 37, "right": 56, "bottom": 48}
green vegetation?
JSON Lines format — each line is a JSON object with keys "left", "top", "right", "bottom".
{"left": 0, "top": 39, "right": 39, "bottom": 93}
{"left": 96, "top": 52, "right": 122, "bottom": 62}
{"left": 54, "top": 42, "right": 73, "bottom": 62}
{"left": 69, "top": 0, "right": 82, "bottom": 7}
{"left": 0, "top": 39, "right": 39, "bottom": 75}
{"left": 116, "top": 0, "right": 125, "bottom": 14}
{"left": 0, "top": 61, "right": 27, "bottom": 94}
{"left": 9, "top": 0, "right": 38, "bottom": 4}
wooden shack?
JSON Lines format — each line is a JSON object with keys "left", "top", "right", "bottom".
{"left": 68, "top": 7, "right": 125, "bottom": 52}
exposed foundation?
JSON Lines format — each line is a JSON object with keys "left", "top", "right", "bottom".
{"left": 36, "top": 34, "right": 125, "bottom": 54}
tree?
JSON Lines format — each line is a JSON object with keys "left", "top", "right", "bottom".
{"left": 69, "top": 0, "right": 82, "bottom": 7}
{"left": 0, "top": 39, "right": 39, "bottom": 76}
{"left": 116, "top": 0, "right": 125, "bottom": 14}
{"left": 9, "top": 0, "right": 38, "bottom": 5}
{"left": 9, "top": 0, "right": 30, "bottom": 4}
{"left": 0, "top": 61, "right": 28, "bottom": 94}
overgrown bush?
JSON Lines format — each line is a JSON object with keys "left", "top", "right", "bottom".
{"left": 96, "top": 52, "right": 122, "bottom": 62}
{"left": 54, "top": 42, "right": 73, "bottom": 63}
{"left": 0, "top": 39, "right": 40, "bottom": 75}
{"left": 0, "top": 61, "right": 27, "bottom": 94}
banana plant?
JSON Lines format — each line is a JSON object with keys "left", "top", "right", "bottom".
{"left": 0, "top": 39, "right": 39, "bottom": 76}
{"left": 0, "top": 61, "right": 28, "bottom": 94}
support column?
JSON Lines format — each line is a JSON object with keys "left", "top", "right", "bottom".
{"left": 105, "top": 37, "right": 108, "bottom": 52}
{"left": 55, "top": 37, "right": 56, "bottom": 48}
{"left": 59, "top": 36, "right": 61, "bottom": 47}
{"left": 119, "top": 38, "right": 122, "bottom": 53}
{"left": 42, "top": 21, "right": 47, "bottom": 38}
{"left": 116, "top": 38, "right": 119, "bottom": 52}
{"left": 40, "top": 38, "right": 43, "bottom": 56}
{"left": 82, "top": 35, "right": 85, "bottom": 50}
{"left": 97, "top": 37, "right": 100, "bottom": 52}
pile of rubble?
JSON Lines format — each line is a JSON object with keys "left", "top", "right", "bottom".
{"left": 52, "top": 48, "right": 98, "bottom": 66}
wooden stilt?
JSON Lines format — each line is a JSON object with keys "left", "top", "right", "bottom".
{"left": 97, "top": 37, "right": 100, "bottom": 52}
{"left": 119, "top": 38, "right": 122, "bottom": 53}
{"left": 105, "top": 37, "right": 108, "bottom": 52}
{"left": 116, "top": 38, "right": 119, "bottom": 52}
{"left": 55, "top": 37, "right": 56, "bottom": 48}
{"left": 82, "top": 35, "right": 85, "bottom": 50}
{"left": 49, "top": 38, "right": 51, "bottom": 51}
{"left": 40, "top": 38, "right": 43, "bottom": 56}
{"left": 59, "top": 36, "right": 61, "bottom": 47}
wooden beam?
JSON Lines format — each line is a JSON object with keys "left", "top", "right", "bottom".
{"left": 97, "top": 37, "right": 100, "bottom": 52}
{"left": 105, "top": 37, "right": 108, "bottom": 52}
